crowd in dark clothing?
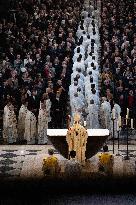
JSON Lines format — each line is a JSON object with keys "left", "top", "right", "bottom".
{"left": 0, "top": 0, "right": 84, "bottom": 129}
{"left": 100, "top": 0, "right": 136, "bottom": 126}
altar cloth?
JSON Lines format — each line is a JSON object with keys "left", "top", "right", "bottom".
{"left": 47, "top": 129, "right": 109, "bottom": 137}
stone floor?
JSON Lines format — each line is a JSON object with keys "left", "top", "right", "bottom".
{"left": 0, "top": 144, "right": 136, "bottom": 179}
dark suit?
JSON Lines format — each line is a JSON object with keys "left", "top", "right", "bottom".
{"left": 51, "top": 97, "right": 63, "bottom": 128}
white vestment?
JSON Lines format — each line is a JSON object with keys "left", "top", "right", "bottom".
{"left": 73, "top": 61, "right": 85, "bottom": 73}
{"left": 100, "top": 101, "right": 111, "bottom": 129}
{"left": 46, "top": 99, "right": 52, "bottom": 123}
{"left": 38, "top": 108, "right": 48, "bottom": 144}
{"left": 87, "top": 104, "right": 99, "bottom": 128}
{"left": 110, "top": 104, "right": 121, "bottom": 138}
{"left": 18, "top": 105, "right": 28, "bottom": 141}
{"left": 3, "top": 105, "right": 18, "bottom": 144}
{"left": 24, "top": 110, "right": 37, "bottom": 144}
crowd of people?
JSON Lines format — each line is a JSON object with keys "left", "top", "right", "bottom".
{"left": 0, "top": 0, "right": 84, "bottom": 144}
{"left": 0, "top": 0, "right": 135, "bottom": 145}
{"left": 100, "top": 0, "right": 136, "bottom": 128}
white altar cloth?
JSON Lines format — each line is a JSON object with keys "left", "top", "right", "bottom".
{"left": 47, "top": 129, "right": 109, "bottom": 137}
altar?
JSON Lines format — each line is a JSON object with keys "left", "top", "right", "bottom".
{"left": 47, "top": 129, "right": 109, "bottom": 159}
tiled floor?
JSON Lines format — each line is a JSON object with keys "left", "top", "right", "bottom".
{"left": 0, "top": 145, "right": 136, "bottom": 179}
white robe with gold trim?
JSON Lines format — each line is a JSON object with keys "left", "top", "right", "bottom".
{"left": 38, "top": 108, "right": 48, "bottom": 144}
{"left": 24, "top": 110, "right": 37, "bottom": 144}
{"left": 18, "top": 105, "right": 28, "bottom": 141}
{"left": 3, "top": 105, "right": 18, "bottom": 144}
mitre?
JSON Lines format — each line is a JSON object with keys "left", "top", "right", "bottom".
{"left": 74, "top": 113, "right": 80, "bottom": 122}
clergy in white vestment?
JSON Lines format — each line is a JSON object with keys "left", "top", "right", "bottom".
{"left": 24, "top": 107, "right": 37, "bottom": 144}
{"left": 73, "top": 52, "right": 84, "bottom": 63}
{"left": 38, "top": 100, "right": 48, "bottom": 144}
{"left": 76, "top": 26, "right": 86, "bottom": 39}
{"left": 86, "top": 99, "right": 99, "bottom": 129}
{"left": 71, "top": 68, "right": 85, "bottom": 84}
{"left": 87, "top": 58, "right": 99, "bottom": 69}
{"left": 73, "top": 57, "right": 85, "bottom": 73}
{"left": 3, "top": 102, "right": 18, "bottom": 144}
{"left": 88, "top": 41, "right": 98, "bottom": 51}
{"left": 85, "top": 84, "right": 99, "bottom": 105}
{"left": 70, "top": 92, "right": 85, "bottom": 122}
{"left": 71, "top": 93, "right": 85, "bottom": 112}
{"left": 88, "top": 89, "right": 100, "bottom": 106}
{"left": 85, "top": 81, "right": 92, "bottom": 103}
{"left": 88, "top": 24, "right": 99, "bottom": 34}
{"left": 90, "top": 32, "right": 100, "bottom": 44}
{"left": 86, "top": 52, "right": 99, "bottom": 62}
{"left": 85, "top": 52, "right": 93, "bottom": 66}
{"left": 86, "top": 3, "right": 94, "bottom": 14}
{"left": 3, "top": 102, "right": 10, "bottom": 143}
{"left": 81, "top": 9, "right": 88, "bottom": 19}
{"left": 113, "top": 102, "right": 121, "bottom": 119}
{"left": 69, "top": 81, "right": 78, "bottom": 98}
{"left": 46, "top": 97, "right": 52, "bottom": 125}
{"left": 87, "top": 47, "right": 98, "bottom": 58}
{"left": 74, "top": 46, "right": 85, "bottom": 56}
{"left": 77, "top": 87, "right": 85, "bottom": 104}
{"left": 81, "top": 31, "right": 87, "bottom": 41}
{"left": 18, "top": 99, "right": 28, "bottom": 142}
{"left": 76, "top": 74, "right": 84, "bottom": 90}
{"left": 100, "top": 97, "right": 111, "bottom": 129}
{"left": 83, "top": 35, "right": 91, "bottom": 49}
{"left": 110, "top": 101, "right": 121, "bottom": 138}
{"left": 87, "top": 65, "right": 99, "bottom": 81}
{"left": 74, "top": 44, "right": 85, "bottom": 55}
{"left": 84, "top": 14, "right": 92, "bottom": 26}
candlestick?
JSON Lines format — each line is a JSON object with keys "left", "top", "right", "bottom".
{"left": 131, "top": 119, "right": 134, "bottom": 129}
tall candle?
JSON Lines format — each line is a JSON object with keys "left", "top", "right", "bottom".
{"left": 131, "top": 119, "right": 134, "bottom": 129}
{"left": 112, "top": 108, "right": 116, "bottom": 119}
{"left": 127, "top": 108, "right": 129, "bottom": 118}
{"left": 84, "top": 121, "right": 87, "bottom": 127}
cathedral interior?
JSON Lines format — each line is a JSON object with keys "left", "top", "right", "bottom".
{"left": 0, "top": 0, "right": 136, "bottom": 204}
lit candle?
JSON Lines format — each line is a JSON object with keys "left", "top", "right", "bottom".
{"left": 131, "top": 119, "right": 134, "bottom": 129}
{"left": 84, "top": 121, "right": 87, "bottom": 127}
{"left": 112, "top": 108, "right": 116, "bottom": 119}
{"left": 127, "top": 108, "right": 129, "bottom": 119}
{"left": 117, "top": 120, "right": 119, "bottom": 131}
{"left": 118, "top": 115, "right": 121, "bottom": 127}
